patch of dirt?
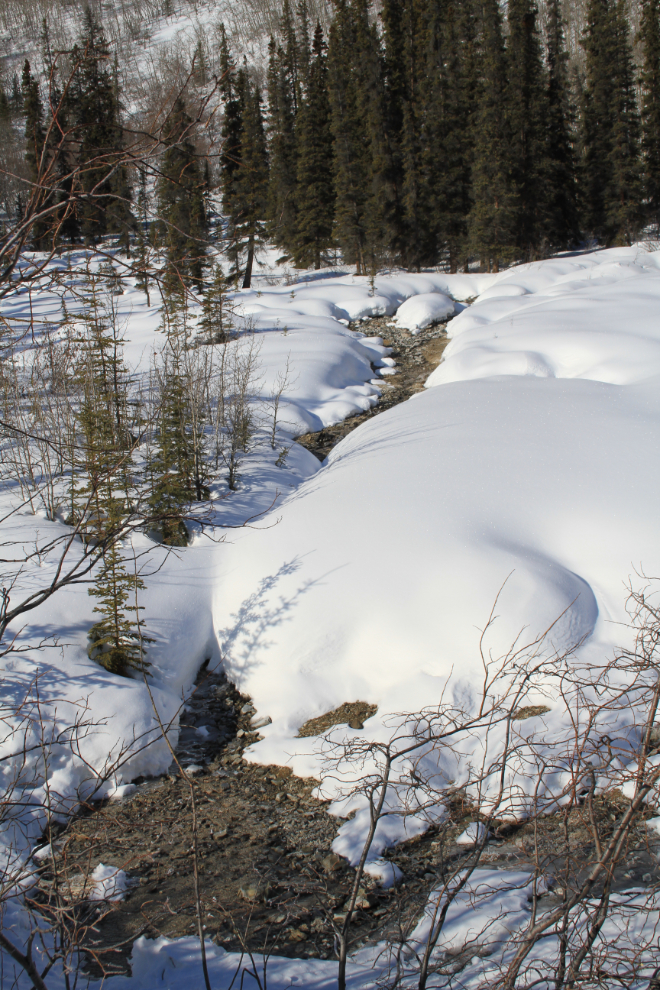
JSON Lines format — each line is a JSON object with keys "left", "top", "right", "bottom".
{"left": 297, "top": 702, "right": 378, "bottom": 737}
{"left": 296, "top": 315, "right": 450, "bottom": 461}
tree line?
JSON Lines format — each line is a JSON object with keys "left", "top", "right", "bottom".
{"left": 223, "top": 0, "right": 660, "bottom": 278}
{"left": 6, "top": 0, "right": 660, "bottom": 284}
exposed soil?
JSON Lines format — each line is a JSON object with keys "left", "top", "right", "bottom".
{"left": 296, "top": 315, "right": 451, "bottom": 461}
{"left": 35, "top": 667, "right": 660, "bottom": 981}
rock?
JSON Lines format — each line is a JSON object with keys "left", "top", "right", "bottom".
{"left": 238, "top": 880, "right": 269, "bottom": 903}
{"left": 275, "top": 792, "right": 286, "bottom": 803}
{"left": 288, "top": 928, "right": 307, "bottom": 942}
{"left": 183, "top": 764, "right": 204, "bottom": 776}
{"left": 251, "top": 716, "right": 272, "bottom": 729}
{"left": 344, "top": 888, "right": 377, "bottom": 911}
{"left": 348, "top": 718, "right": 364, "bottom": 729}
{"left": 322, "top": 852, "right": 343, "bottom": 873}
{"left": 240, "top": 703, "right": 256, "bottom": 715}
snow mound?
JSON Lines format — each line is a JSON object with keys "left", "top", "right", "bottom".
{"left": 394, "top": 291, "right": 455, "bottom": 332}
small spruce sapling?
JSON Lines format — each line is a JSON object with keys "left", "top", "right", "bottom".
{"left": 200, "top": 263, "right": 232, "bottom": 342}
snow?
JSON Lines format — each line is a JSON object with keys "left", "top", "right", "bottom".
{"left": 4, "top": 244, "right": 660, "bottom": 986}
{"left": 394, "top": 291, "right": 455, "bottom": 331}
{"left": 89, "top": 863, "right": 131, "bottom": 901}
{"left": 456, "top": 822, "right": 489, "bottom": 846}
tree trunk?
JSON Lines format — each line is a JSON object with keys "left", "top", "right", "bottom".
{"left": 242, "top": 233, "right": 255, "bottom": 289}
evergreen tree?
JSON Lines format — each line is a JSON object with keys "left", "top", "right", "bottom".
{"left": 396, "top": 0, "right": 431, "bottom": 269}
{"left": 147, "top": 298, "right": 210, "bottom": 545}
{"left": 581, "top": 0, "right": 641, "bottom": 243}
{"left": 41, "top": 18, "right": 80, "bottom": 244}
{"left": 200, "top": 263, "right": 231, "bottom": 341}
{"left": 468, "top": 0, "right": 516, "bottom": 270}
{"left": 418, "top": 0, "right": 478, "bottom": 270}
{"left": 135, "top": 167, "right": 152, "bottom": 303}
{"left": 641, "top": 0, "right": 660, "bottom": 228}
{"left": 70, "top": 7, "right": 134, "bottom": 245}
{"left": 543, "top": 0, "right": 579, "bottom": 249}
{"left": 237, "top": 78, "right": 269, "bottom": 287}
{"left": 87, "top": 545, "right": 150, "bottom": 676}
{"left": 328, "top": 0, "right": 394, "bottom": 272}
{"left": 75, "top": 280, "right": 148, "bottom": 676}
{"left": 266, "top": 36, "right": 299, "bottom": 255}
{"left": 157, "top": 96, "right": 208, "bottom": 288}
{"left": 21, "top": 60, "right": 48, "bottom": 247}
{"left": 293, "top": 23, "right": 335, "bottom": 268}
{"left": 220, "top": 49, "right": 269, "bottom": 289}
{"left": 505, "top": 0, "right": 550, "bottom": 259}
{"left": 219, "top": 26, "right": 245, "bottom": 280}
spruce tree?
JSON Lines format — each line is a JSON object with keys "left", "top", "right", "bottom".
{"left": 505, "top": 0, "right": 549, "bottom": 259}
{"left": 219, "top": 27, "right": 245, "bottom": 281}
{"left": 266, "top": 36, "right": 299, "bottom": 256}
{"left": 328, "top": 0, "right": 394, "bottom": 272}
{"left": 70, "top": 7, "right": 133, "bottom": 245}
{"left": 544, "top": 0, "right": 579, "bottom": 249}
{"left": 641, "top": 0, "right": 660, "bottom": 229}
{"left": 419, "top": 0, "right": 478, "bottom": 270}
{"left": 397, "top": 0, "right": 431, "bottom": 270}
{"left": 21, "top": 60, "right": 48, "bottom": 247}
{"left": 200, "top": 263, "right": 231, "bottom": 341}
{"left": 157, "top": 96, "right": 208, "bottom": 289}
{"left": 87, "top": 545, "right": 150, "bottom": 676}
{"left": 221, "top": 52, "right": 269, "bottom": 289}
{"left": 293, "top": 23, "right": 335, "bottom": 268}
{"left": 75, "top": 280, "right": 148, "bottom": 676}
{"left": 608, "top": 0, "right": 642, "bottom": 242}
{"left": 581, "top": 0, "right": 641, "bottom": 243}
{"left": 147, "top": 297, "right": 210, "bottom": 545}
{"left": 237, "top": 78, "right": 269, "bottom": 287}
{"left": 41, "top": 19, "right": 80, "bottom": 244}
{"left": 468, "top": 0, "right": 516, "bottom": 270}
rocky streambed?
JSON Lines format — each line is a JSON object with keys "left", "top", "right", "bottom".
{"left": 297, "top": 314, "right": 451, "bottom": 461}
{"left": 37, "top": 663, "right": 660, "bottom": 981}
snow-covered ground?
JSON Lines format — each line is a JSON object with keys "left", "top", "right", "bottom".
{"left": 3, "top": 244, "right": 660, "bottom": 986}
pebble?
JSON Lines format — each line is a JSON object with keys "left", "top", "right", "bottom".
{"left": 322, "top": 852, "right": 343, "bottom": 873}
{"left": 238, "top": 880, "right": 269, "bottom": 903}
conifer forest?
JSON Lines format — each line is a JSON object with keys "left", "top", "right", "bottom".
{"left": 3, "top": 0, "right": 660, "bottom": 275}
{"left": 5, "top": 1, "right": 660, "bottom": 989}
